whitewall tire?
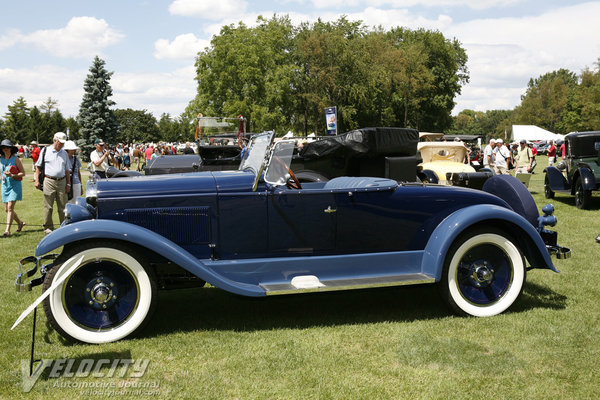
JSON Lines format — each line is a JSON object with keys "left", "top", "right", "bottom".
{"left": 441, "top": 230, "right": 525, "bottom": 317}
{"left": 43, "top": 242, "right": 157, "bottom": 344}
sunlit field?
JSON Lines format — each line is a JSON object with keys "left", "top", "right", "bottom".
{"left": 1, "top": 156, "right": 598, "bottom": 399}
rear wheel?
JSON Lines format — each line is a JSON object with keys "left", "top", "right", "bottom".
{"left": 575, "top": 177, "right": 591, "bottom": 209}
{"left": 43, "top": 241, "right": 157, "bottom": 344}
{"left": 440, "top": 228, "right": 526, "bottom": 317}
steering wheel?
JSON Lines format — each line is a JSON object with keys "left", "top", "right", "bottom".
{"left": 286, "top": 168, "right": 302, "bottom": 190}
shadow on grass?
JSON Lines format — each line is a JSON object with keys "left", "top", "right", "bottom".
{"left": 141, "top": 280, "right": 567, "bottom": 338}
{"left": 547, "top": 193, "right": 600, "bottom": 210}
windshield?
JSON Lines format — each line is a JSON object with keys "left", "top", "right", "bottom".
{"left": 265, "top": 140, "right": 296, "bottom": 186}
{"left": 238, "top": 132, "right": 274, "bottom": 191}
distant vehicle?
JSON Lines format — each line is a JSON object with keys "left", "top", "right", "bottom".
{"left": 544, "top": 131, "right": 600, "bottom": 209}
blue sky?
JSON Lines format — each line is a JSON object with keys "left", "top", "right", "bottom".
{"left": 1, "top": 0, "right": 599, "bottom": 128}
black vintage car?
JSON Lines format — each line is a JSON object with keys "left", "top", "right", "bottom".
{"left": 544, "top": 131, "right": 600, "bottom": 209}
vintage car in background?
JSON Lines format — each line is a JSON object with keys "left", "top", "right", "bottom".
{"left": 417, "top": 141, "right": 492, "bottom": 189}
{"left": 14, "top": 132, "right": 570, "bottom": 344}
{"left": 544, "top": 131, "right": 600, "bottom": 209}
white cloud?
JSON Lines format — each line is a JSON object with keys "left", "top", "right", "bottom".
{"left": 0, "top": 65, "right": 87, "bottom": 117}
{"left": 154, "top": 34, "right": 211, "bottom": 60}
{"left": 0, "top": 65, "right": 197, "bottom": 119}
{"left": 110, "top": 66, "right": 197, "bottom": 116}
{"left": 169, "top": 0, "right": 248, "bottom": 20}
{"left": 364, "top": 0, "right": 521, "bottom": 10}
{"left": 0, "top": 17, "right": 124, "bottom": 59}
{"left": 448, "top": 2, "right": 600, "bottom": 113}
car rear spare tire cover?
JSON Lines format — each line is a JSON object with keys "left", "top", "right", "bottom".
{"left": 482, "top": 174, "right": 539, "bottom": 227}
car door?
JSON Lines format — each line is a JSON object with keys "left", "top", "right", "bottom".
{"left": 267, "top": 188, "right": 336, "bottom": 255}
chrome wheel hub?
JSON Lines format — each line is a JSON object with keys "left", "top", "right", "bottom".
{"left": 85, "top": 276, "right": 118, "bottom": 310}
{"left": 467, "top": 261, "right": 495, "bottom": 288}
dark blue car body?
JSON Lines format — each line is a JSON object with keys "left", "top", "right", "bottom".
{"left": 15, "top": 132, "right": 570, "bottom": 344}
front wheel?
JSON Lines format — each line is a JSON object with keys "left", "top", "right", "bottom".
{"left": 575, "top": 177, "right": 591, "bottom": 209}
{"left": 439, "top": 229, "right": 525, "bottom": 317}
{"left": 43, "top": 241, "right": 157, "bottom": 344}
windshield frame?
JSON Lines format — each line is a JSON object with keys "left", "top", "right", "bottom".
{"left": 238, "top": 132, "right": 274, "bottom": 191}
{"left": 264, "top": 140, "right": 296, "bottom": 187}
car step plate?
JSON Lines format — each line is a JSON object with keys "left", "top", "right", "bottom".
{"left": 261, "top": 273, "right": 435, "bottom": 295}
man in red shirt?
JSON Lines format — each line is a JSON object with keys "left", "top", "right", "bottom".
{"left": 30, "top": 141, "right": 41, "bottom": 172}
{"left": 547, "top": 140, "right": 556, "bottom": 166}
{"left": 144, "top": 145, "right": 153, "bottom": 161}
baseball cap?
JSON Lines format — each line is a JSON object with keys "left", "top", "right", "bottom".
{"left": 94, "top": 138, "right": 105, "bottom": 145}
{"left": 54, "top": 132, "right": 67, "bottom": 143}
{"left": 520, "top": 139, "right": 527, "bottom": 144}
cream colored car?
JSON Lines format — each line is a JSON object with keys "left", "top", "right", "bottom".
{"left": 418, "top": 141, "right": 476, "bottom": 185}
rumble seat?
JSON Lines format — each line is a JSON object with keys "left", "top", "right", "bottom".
{"left": 323, "top": 176, "right": 398, "bottom": 191}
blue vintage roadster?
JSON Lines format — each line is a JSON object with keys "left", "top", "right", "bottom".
{"left": 15, "top": 132, "right": 570, "bottom": 344}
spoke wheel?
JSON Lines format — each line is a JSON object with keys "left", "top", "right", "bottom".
{"left": 440, "top": 229, "right": 525, "bottom": 317}
{"left": 43, "top": 242, "right": 157, "bottom": 344}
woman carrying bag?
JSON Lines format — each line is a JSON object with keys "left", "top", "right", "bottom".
{"left": 1, "top": 139, "right": 25, "bottom": 236}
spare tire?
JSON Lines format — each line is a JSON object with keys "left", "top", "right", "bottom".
{"left": 482, "top": 174, "right": 539, "bottom": 227}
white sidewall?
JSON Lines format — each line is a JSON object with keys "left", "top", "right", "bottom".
{"left": 48, "top": 247, "right": 152, "bottom": 343}
{"left": 447, "top": 233, "right": 524, "bottom": 317}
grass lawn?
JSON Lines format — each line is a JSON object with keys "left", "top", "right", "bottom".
{"left": 1, "top": 157, "right": 599, "bottom": 399}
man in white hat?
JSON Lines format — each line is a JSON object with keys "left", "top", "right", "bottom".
{"left": 34, "top": 132, "right": 71, "bottom": 234}
{"left": 483, "top": 138, "right": 496, "bottom": 169}
{"left": 493, "top": 138, "right": 511, "bottom": 175}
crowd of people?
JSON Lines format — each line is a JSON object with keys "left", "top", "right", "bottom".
{"left": 1, "top": 136, "right": 200, "bottom": 236}
{"left": 481, "top": 138, "right": 562, "bottom": 176}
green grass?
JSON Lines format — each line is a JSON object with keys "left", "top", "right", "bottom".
{"left": 1, "top": 157, "right": 599, "bottom": 399}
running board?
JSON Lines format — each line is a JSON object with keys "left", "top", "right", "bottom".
{"left": 260, "top": 273, "right": 435, "bottom": 295}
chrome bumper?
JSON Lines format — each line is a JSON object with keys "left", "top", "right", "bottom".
{"left": 15, "top": 254, "right": 58, "bottom": 292}
{"left": 547, "top": 245, "right": 571, "bottom": 260}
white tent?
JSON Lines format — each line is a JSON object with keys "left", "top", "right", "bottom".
{"left": 511, "top": 125, "right": 565, "bottom": 143}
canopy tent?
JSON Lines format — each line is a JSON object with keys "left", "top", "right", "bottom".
{"left": 511, "top": 125, "right": 565, "bottom": 143}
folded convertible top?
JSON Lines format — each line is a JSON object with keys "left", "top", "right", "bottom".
{"left": 299, "top": 127, "right": 419, "bottom": 159}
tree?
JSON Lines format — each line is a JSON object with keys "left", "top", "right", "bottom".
{"left": 3, "top": 97, "right": 30, "bottom": 143}
{"left": 187, "top": 17, "right": 469, "bottom": 136}
{"left": 114, "top": 108, "right": 160, "bottom": 143}
{"left": 560, "top": 60, "right": 600, "bottom": 132}
{"left": 513, "top": 69, "right": 578, "bottom": 132}
{"left": 77, "top": 56, "right": 119, "bottom": 160}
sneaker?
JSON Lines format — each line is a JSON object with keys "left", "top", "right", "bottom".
{"left": 44, "top": 229, "right": 53, "bottom": 235}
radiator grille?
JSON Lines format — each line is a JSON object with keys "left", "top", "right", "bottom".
{"left": 125, "top": 206, "right": 211, "bottom": 244}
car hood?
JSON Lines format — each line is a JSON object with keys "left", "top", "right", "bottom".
{"left": 94, "top": 170, "right": 255, "bottom": 199}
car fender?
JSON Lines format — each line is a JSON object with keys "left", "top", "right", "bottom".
{"left": 544, "top": 166, "right": 569, "bottom": 190}
{"left": 36, "top": 220, "right": 265, "bottom": 297}
{"left": 421, "top": 204, "right": 557, "bottom": 281}
{"left": 575, "top": 167, "right": 597, "bottom": 191}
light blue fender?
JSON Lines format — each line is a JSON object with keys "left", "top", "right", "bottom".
{"left": 36, "top": 220, "right": 265, "bottom": 297}
{"left": 421, "top": 204, "right": 557, "bottom": 281}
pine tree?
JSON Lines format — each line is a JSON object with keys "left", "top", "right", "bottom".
{"left": 77, "top": 56, "right": 119, "bottom": 160}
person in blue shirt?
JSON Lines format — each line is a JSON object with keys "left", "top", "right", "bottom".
{"left": 1, "top": 139, "right": 26, "bottom": 236}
